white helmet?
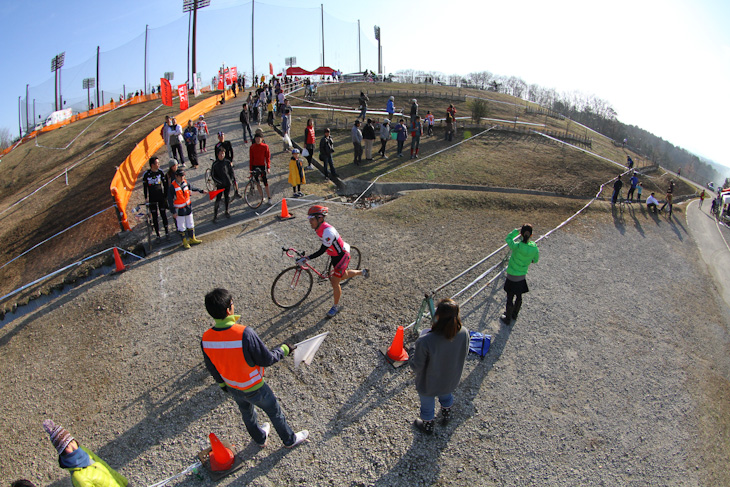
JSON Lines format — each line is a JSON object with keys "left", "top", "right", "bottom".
{"left": 389, "top": 96, "right": 394, "bottom": 101}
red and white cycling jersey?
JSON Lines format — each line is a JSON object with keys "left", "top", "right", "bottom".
{"left": 316, "top": 222, "right": 350, "bottom": 257}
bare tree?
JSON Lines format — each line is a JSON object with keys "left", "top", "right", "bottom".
{"left": 0, "top": 127, "right": 12, "bottom": 150}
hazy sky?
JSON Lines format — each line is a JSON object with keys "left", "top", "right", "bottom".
{"left": 1, "top": 0, "right": 729, "bottom": 176}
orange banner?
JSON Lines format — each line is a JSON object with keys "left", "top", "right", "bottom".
{"left": 160, "top": 79, "right": 173, "bottom": 106}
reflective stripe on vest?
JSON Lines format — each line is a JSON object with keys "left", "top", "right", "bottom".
{"left": 172, "top": 181, "right": 191, "bottom": 208}
{"left": 202, "top": 324, "right": 265, "bottom": 391}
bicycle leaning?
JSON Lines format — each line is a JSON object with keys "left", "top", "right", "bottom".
{"left": 205, "top": 160, "right": 263, "bottom": 210}
{"left": 271, "top": 246, "right": 362, "bottom": 308}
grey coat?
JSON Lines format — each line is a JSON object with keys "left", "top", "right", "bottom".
{"left": 410, "top": 326, "right": 469, "bottom": 397}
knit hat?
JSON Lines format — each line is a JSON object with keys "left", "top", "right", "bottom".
{"left": 43, "top": 419, "right": 74, "bottom": 455}
{"left": 169, "top": 159, "right": 179, "bottom": 168}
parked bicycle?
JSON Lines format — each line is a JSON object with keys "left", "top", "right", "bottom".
{"left": 244, "top": 167, "right": 265, "bottom": 209}
{"left": 271, "top": 246, "right": 362, "bottom": 308}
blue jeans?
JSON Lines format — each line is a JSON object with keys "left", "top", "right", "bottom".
{"left": 322, "top": 154, "right": 337, "bottom": 178}
{"left": 419, "top": 393, "right": 454, "bottom": 421}
{"left": 228, "top": 382, "right": 295, "bottom": 446}
{"left": 242, "top": 123, "right": 254, "bottom": 143}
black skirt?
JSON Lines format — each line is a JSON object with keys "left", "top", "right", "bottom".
{"left": 504, "top": 277, "right": 529, "bottom": 295}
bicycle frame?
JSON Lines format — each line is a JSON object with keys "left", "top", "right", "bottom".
{"left": 282, "top": 247, "right": 330, "bottom": 280}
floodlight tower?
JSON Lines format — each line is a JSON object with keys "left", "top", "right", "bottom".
{"left": 51, "top": 52, "right": 65, "bottom": 111}
{"left": 374, "top": 26, "right": 381, "bottom": 75}
{"left": 83, "top": 78, "right": 96, "bottom": 109}
{"left": 183, "top": 0, "right": 211, "bottom": 81}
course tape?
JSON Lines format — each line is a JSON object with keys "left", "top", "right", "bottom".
{"left": 147, "top": 461, "right": 202, "bottom": 487}
{"left": 34, "top": 100, "right": 132, "bottom": 150}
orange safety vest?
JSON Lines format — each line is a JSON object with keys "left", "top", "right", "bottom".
{"left": 171, "top": 180, "right": 192, "bottom": 209}
{"left": 201, "top": 324, "right": 264, "bottom": 391}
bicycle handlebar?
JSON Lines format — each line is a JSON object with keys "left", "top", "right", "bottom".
{"left": 282, "top": 247, "right": 306, "bottom": 259}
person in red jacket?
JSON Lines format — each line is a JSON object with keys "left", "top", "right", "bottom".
{"left": 249, "top": 131, "right": 273, "bottom": 204}
{"left": 304, "top": 118, "right": 316, "bottom": 170}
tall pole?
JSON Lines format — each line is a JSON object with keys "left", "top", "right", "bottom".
{"left": 33, "top": 99, "right": 36, "bottom": 129}
{"left": 25, "top": 84, "right": 29, "bottom": 133}
{"left": 187, "top": 12, "right": 191, "bottom": 85}
{"left": 251, "top": 0, "right": 255, "bottom": 85}
{"left": 321, "top": 4, "right": 325, "bottom": 66}
{"left": 54, "top": 69, "right": 58, "bottom": 111}
{"left": 18, "top": 97, "right": 22, "bottom": 138}
{"left": 59, "top": 66, "right": 63, "bottom": 108}
{"left": 358, "top": 20, "right": 361, "bottom": 72}
{"left": 96, "top": 46, "right": 100, "bottom": 106}
{"left": 191, "top": 2, "right": 197, "bottom": 75}
{"left": 144, "top": 26, "right": 148, "bottom": 92}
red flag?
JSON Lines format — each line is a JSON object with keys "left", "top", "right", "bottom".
{"left": 160, "top": 78, "right": 173, "bottom": 106}
{"left": 230, "top": 66, "right": 237, "bottom": 80}
{"left": 208, "top": 188, "right": 225, "bottom": 200}
{"left": 217, "top": 72, "right": 224, "bottom": 90}
{"left": 269, "top": 62, "right": 273, "bottom": 75}
{"left": 178, "top": 84, "right": 189, "bottom": 110}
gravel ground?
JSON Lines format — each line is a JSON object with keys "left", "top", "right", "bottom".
{"left": 1, "top": 195, "right": 729, "bottom": 487}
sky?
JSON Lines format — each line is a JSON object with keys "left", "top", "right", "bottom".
{"left": 1, "top": 0, "right": 729, "bottom": 178}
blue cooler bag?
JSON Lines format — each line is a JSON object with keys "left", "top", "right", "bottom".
{"left": 469, "top": 331, "right": 491, "bottom": 359}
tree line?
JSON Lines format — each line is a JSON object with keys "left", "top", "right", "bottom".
{"left": 395, "top": 69, "right": 720, "bottom": 186}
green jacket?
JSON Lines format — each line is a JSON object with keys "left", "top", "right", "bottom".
{"left": 505, "top": 229, "right": 539, "bottom": 276}
{"left": 62, "top": 447, "right": 128, "bottom": 487}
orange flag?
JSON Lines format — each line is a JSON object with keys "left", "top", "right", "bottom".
{"left": 160, "top": 79, "right": 173, "bottom": 106}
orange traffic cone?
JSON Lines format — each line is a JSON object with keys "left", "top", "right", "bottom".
{"left": 386, "top": 326, "right": 409, "bottom": 362}
{"left": 208, "top": 433, "right": 235, "bottom": 471}
{"left": 112, "top": 248, "right": 126, "bottom": 273}
{"left": 279, "top": 198, "right": 294, "bottom": 219}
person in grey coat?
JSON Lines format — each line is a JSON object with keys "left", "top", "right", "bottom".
{"left": 410, "top": 298, "right": 469, "bottom": 434}
{"left": 351, "top": 120, "right": 363, "bottom": 165}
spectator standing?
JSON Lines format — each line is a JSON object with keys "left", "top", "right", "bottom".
{"left": 410, "top": 115, "right": 422, "bottom": 159}
{"left": 500, "top": 224, "right": 539, "bottom": 325}
{"left": 627, "top": 173, "right": 639, "bottom": 202}
{"left": 358, "top": 91, "right": 369, "bottom": 120}
{"left": 240, "top": 103, "right": 254, "bottom": 143}
{"left": 637, "top": 182, "right": 643, "bottom": 203}
{"left": 378, "top": 118, "right": 391, "bottom": 158}
{"left": 183, "top": 120, "right": 199, "bottom": 169}
{"left": 386, "top": 96, "right": 395, "bottom": 119}
{"left": 166, "top": 159, "right": 179, "bottom": 187}
{"left": 409, "top": 99, "right": 419, "bottom": 124}
{"left": 611, "top": 175, "right": 623, "bottom": 205}
{"left": 168, "top": 168, "right": 205, "bottom": 249}
{"left": 445, "top": 110, "right": 455, "bottom": 142}
{"left": 660, "top": 180, "right": 675, "bottom": 216}
{"left": 362, "top": 119, "right": 376, "bottom": 161}
{"left": 196, "top": 115, "right": 209, "bottom": 152}
{"left": 168, "top": 117, "right": 186, "bottom": 166}
{"left": 142, "top": 156, "right": 170, "bottom": 239}
{"left": 626, "top": 155, "right": 634, "bottom": 169}
{"left": 160, "top": 115, "right": 173, "bottom": 158}
{"left": 446, "top": 104, "right": 457, "bottom": 139}
{"left": 250, "top": 132, "right": 273, "bottom": 204}
{"left": 699, "top": 189, "right": 706, "bottom": 208}
{"left": 394, "top": 118, "right": 408, "bottom": 157}
{"left": 410, "top": 298, "right": 469, "bottom": 434}
{"left": 281, "top": 109, "right": 292, "bottom": 151}
{"left": 214, "top": 132, "right": 234, "bottom": 163}
{"left": 319, "top": 128, "right": 337, "bottom": 179}
{"left": 201, "top": 288, "right": 309, "bottom": 449}
{"left": 351, "top": 120, "right": 363, "bottom": 165}
{"left": 211, "top": 147, "right": 236, "bottom": 222}
{"left": 305, "top": 118, "right": 316, "bottom": 170}
{"left": 424, "top": 111, "right": 435, "bottom": 136}
{"left": 43, "top": 419, "right": 128, "bottom": 487}
{"left": 288, "top": 149, "right": 306, "bottom": 197}
{"left": 267, "top": 97, "right": 275, "bottom": 126}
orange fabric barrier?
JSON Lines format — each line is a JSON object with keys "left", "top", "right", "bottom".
{"left": 109, "top": 90, "right": 228, "bottom": 230}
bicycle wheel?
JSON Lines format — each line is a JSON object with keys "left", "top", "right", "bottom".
{"left": 326, "top": 246, "right": 362, "bottom": 276}
{"left": 271, "top": 266, "right": 313, "bottom": 308}
{"left": 245, "top": 179, "right": 264, "bottom": 209}
{"left": 205, "top": 168, "right": 216, "bottom": 192}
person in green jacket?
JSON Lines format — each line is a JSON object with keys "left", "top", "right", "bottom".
{"left": 501, "top": 224, "right": 539, "bottom": 325}
{"left": 43, "top": 419, "right": 128, "bottom": 487}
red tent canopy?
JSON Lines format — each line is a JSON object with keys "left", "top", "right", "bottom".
{"left": 285, "top": 66, "right": 313, "bottom": 76}
{"left": 311, "top": 66, "right": 335, "bottom": 75}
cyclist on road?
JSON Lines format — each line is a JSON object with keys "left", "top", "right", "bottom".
{"left": 298, "top": 205, "right": 369, "bottom": 318}
{"left": 249, "top": 132, "right": 273, "bottom": 204}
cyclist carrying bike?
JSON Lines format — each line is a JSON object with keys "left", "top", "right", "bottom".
{"left": 249, "top": 132, "right": 273, "bottom": 204}
{"left": 298, "top": 205, "right": 369, "bottom": 318}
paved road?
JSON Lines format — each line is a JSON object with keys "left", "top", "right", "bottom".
{"left": 686, "top": 198, "right": 730, "bottom": 307}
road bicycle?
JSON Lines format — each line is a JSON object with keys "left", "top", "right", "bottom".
{"left": 271, "top": 246, "right": 362, "bottom": 308}
{"left": 244, "top": 167, "right": 265, "bottom": 209}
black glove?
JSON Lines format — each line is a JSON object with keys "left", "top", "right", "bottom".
{"left": 219, "top": 384, "right": 230, "bottom": 393}
{"left": 283, "top": 343, "right": 296, "bottom": 356}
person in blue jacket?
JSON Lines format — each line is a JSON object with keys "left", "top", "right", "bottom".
{"left": 501, "top": 224, "right": 539, "bottom": 325}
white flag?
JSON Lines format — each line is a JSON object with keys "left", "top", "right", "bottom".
{"left": 293, "top": 332, "right": 329, "bottom": 369}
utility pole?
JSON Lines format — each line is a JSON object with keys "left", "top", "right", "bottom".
{"left": 96, "top": 46, "right": 100, "bottom": 106}
{"left": 251, "top": 0, "right": 255, "bottom": 85}
{"left": 51, "top": 52, "right": 65, "bottom": 111}
{"left": 25, "top": 84, "right": 29, "bottom": 134}
{"left": 374, "top": 26, "right": 381, "bottom": 75}
{"left": 358, "top": 20, "right": 361, "bottom": 72}
{"left": 144, "top": 26, "right": 148, "bottom": 93}
{"left": 184, "top": 0, "right": 210, "bottom": 79}
{"left": 321, "top": 4, "right": 325, "bottom": 66}
{"left": 18, "top": 96, "right": 22, "bottom": 138}
{"left": 187, "top": 12, "right": 191, "bottom": 85}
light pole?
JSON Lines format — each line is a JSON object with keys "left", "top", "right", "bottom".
{"left": 183, "top": 0, "right": 210, "bottom": 81}
{"left": 51, "top": 52, "right": 65, "bottom": 111}
{"left": 83, "top": 78, "right": 96, "bottom": 109}
{"left": 374, "top": 26, "right": 381, "bottom": 75}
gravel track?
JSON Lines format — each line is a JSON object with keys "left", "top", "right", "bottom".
{"left": 1, "top": 196, "right": 729, "bottom": 487}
